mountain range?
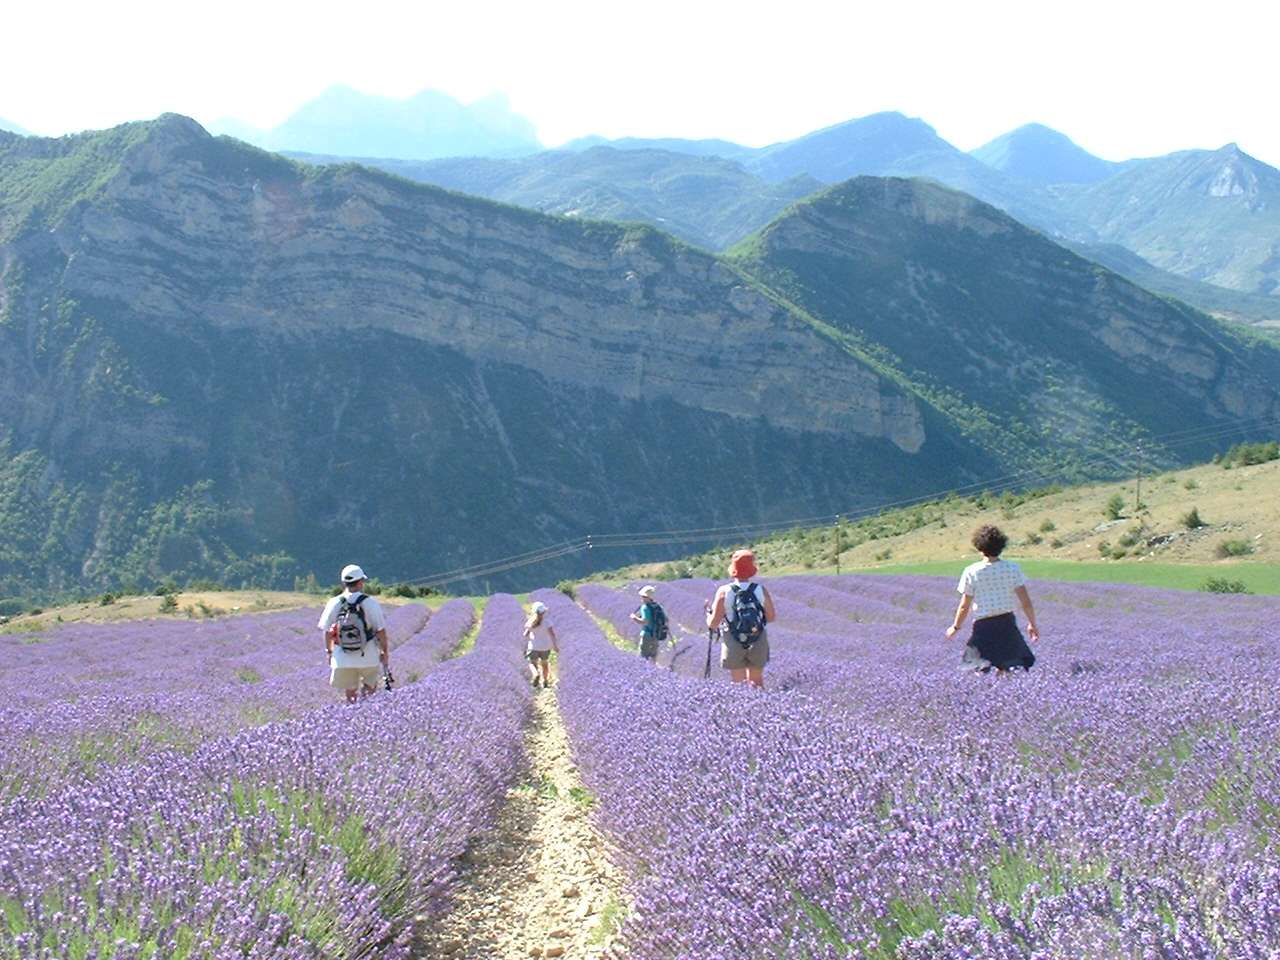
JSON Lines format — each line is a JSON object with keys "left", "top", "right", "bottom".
{"left": 270, "top": 101, "right": 1280, "bottom": 326}
{"left": 1, "top": 115, "right": 1278, "bottom": 603}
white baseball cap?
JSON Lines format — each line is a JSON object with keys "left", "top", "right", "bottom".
{"left": 341, "top": 564, "right": 367, "bottom": 583}
{"left": 531, "top": 601, "right": 548, "bottom": 614}
{"left": 639, "top": 585, "right": 656, "bottom": 598}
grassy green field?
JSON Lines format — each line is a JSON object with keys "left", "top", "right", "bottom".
{"left": 854, "top": 559, "right": 1280, "bottom": 595}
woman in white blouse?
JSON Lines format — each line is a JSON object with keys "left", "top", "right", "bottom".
{"left": 945, "top": 525, "right": 1039, "bottom": 673}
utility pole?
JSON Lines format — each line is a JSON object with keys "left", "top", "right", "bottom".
{"left": 1135, "top": 440, "right": 1144, "bottom": 514}
{"left": 835, "top": 515, "right": 842, "bottom": 575}
{"left": 586, "top": 535, "right": 593, "bottom": 578}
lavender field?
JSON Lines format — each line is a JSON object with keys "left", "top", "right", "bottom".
{"left": 563, "top": 576, "right": 1280, "bottom": 959}
{"left": 2, "top": 596, "right": 531, "bottom": 959}
{"left": 4, "top": 575, "right": 1279, "bottom": 959}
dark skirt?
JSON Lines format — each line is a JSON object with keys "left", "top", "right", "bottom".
{"left": 963, "top": 612, "right": 1035, "bottom": 672}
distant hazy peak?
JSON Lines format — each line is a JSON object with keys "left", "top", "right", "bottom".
{"left": 793, "top": 111, "right": 942, "bottom": 147}
{"left": 971, "top": 123, "right": 1116, "bottom": 184}
{"left": 228, "top": 87, "right": 544, "bottom": 161}
{"left": 0, "top": 116, "right": 35, "bottom": 137}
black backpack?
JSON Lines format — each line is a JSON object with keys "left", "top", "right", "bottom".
{"left": 335, "top": 594, "right": 373, "bottom": 653}
{"left": 726, "top": 583, "right": 766, "bottom": 646}
{"left": 648, "top": 602, "right": 669, "bottom": 642}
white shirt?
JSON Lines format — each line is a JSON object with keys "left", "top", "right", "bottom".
{"left": 956, "top": 558, "right": 1027, "bottom": 619}
{"left": 318, "top": 590, "right": 387, "bottom": 667}
{"left": 526, "top": 619, "right": 555, "bottom": 653}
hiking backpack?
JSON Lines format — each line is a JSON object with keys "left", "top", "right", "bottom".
{"left": 648, "top": 602, "right": 669, "bottom": 642}
{"left": 726, "top": 583, "right": 766, "bottom": 646}
{"left": 335, "top": 595, "right": 372, "bottom": 653}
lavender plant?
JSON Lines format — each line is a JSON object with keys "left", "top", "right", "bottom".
{"left": 5, "top": 576, "right": 1278, "bottom": 959}
{"left": 550, "top": 577, "right": 1280, "bottom": 958}
{"left": 0, "top": 596, "right": 526, "bottom": 959}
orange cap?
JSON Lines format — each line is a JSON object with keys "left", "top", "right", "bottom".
{"left": 728, "top": 549, "right": 757, "bottom": 579}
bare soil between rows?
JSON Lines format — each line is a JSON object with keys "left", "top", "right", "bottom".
{"left": 411, "top": 684, "right": 626, "bottom": 959}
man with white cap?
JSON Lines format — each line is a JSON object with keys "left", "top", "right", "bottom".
{"left": 317, "top": 563, "right": 390, "bottom": 702}
{"left": 629, "top": 585, "right": 667, "bottom": 662}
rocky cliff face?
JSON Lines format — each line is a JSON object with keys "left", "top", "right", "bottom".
{"left": 51, "top": 116, "right": 924, "bottom": 449}
{"left": 731, "top": 177, "right": 1280, "bottom": 462}
{"left": 1, "top": 118, "right": 1277, "bottom": 597}
{"left": 1067, "top": 145, "right": 1280, "bottom": 295}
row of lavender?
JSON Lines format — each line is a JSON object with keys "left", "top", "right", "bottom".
{"left": 558, "top": 575, "right": 1280, "bottom": 958}
{"left": 0, "top": 599, "right": 476, "bottom": 800}
{"left": 0, "top": 595, "right": 531, "bottom": 959}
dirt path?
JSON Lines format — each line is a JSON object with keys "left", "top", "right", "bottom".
{"left": 412, "top": 685, "right": 627, "bottom": 959}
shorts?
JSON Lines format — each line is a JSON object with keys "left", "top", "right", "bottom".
{"left": 639, "top": 634, "right": 659, "bottom": 660}
{"left": 331, "top": 664, "right": 382, "bottom": 690}
{"left": 721, "top": 632, "right": 769, "bottom": 670}
{"left": 526, "top": 648, "right": 551, "bottom": 661}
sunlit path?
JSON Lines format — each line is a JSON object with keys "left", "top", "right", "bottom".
{"left": 412, "top": 685, "right": 626, "bottom": 959}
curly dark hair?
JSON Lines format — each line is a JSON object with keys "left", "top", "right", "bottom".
{"left": 971, "top": 524, "right": 1008, "bottom": 557}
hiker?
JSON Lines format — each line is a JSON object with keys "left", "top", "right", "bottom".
{"left": 945, "top": 524, "right": 1039, "bottom": 673}
{"left": 629, "top": 585, "right": 668, "bottom": 661}
{"left": 318, "top": 564, "right": 391, "bottom": 702}
{"left": 523, "top": 600, "right": 559, "bottom": 688}
{"left": 706, "top": 549, "right": 776, "bottom": 688}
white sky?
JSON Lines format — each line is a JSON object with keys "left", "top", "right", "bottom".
{"left": 4, "top": 0, "right": 1277, "bottom": 166}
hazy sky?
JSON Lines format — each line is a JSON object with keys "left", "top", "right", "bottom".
{"left": 4, "top": 0, "right": 1277, "bottom": 166}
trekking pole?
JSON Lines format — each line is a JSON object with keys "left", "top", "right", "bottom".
{"left": 703, "top": 600, "right": 716, "bottom": 680}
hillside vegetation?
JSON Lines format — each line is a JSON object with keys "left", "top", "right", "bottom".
{"left": 618, "top": 454, "right": 1280, "bottom": 594}
{"left": 7, "top": 453, "right": 1275, "bottom": 635}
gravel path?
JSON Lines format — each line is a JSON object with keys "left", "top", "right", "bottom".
{"left": 412, "top": 684, "right": 627, "bottom": 959}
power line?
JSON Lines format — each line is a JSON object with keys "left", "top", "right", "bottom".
{"left": 406, "top": 537, "right": 588, "bottom": 590}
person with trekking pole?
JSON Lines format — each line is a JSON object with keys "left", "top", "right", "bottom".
{"left": 318, "top": 564, "right": 390, "bottom": 703}
{"left": 706, "top": 549, "right": 776, "bottom": 688}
